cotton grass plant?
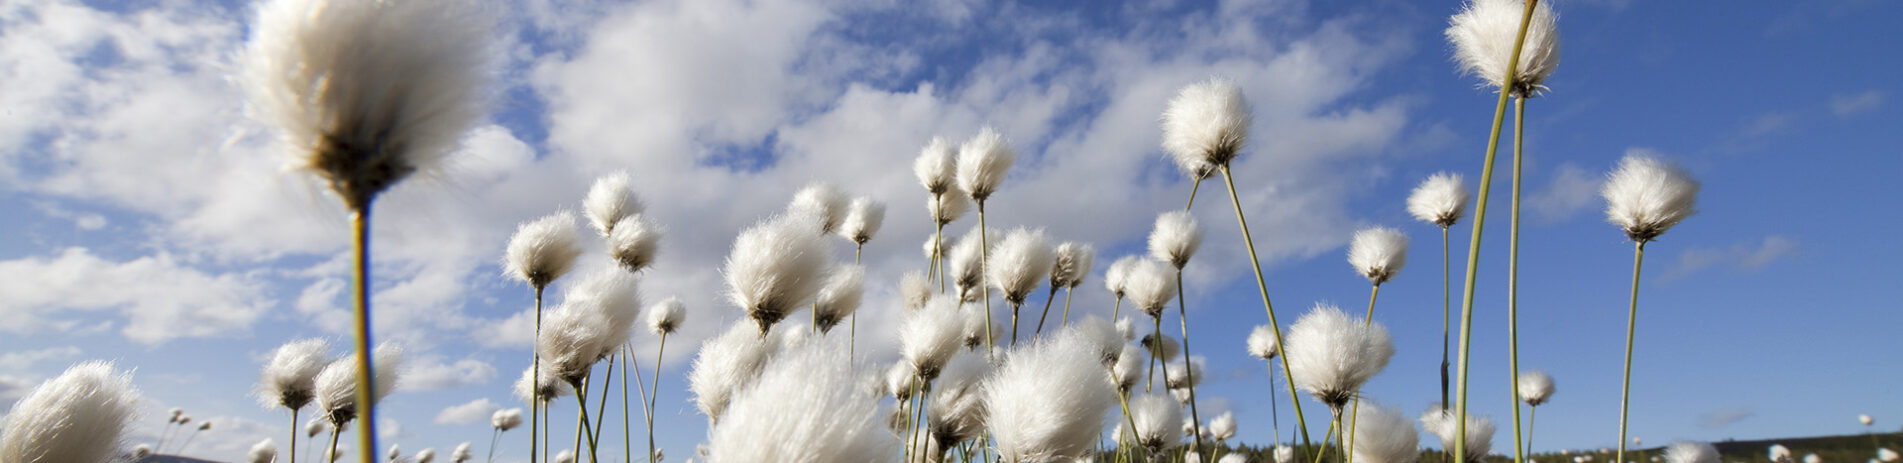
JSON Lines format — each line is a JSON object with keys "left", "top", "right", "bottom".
{"left": 1149, "top": 210, "right": 1210, "bottom": 454}
{"left": 313, "top": 344, "right": 403, "bottom": 462}
{"left": 1285, "top": 304, "right": 1395, "bottom": 462}
{"left": 1601, "top": 153, "right": 1699, "bottom": 463}
{"left": 1036, "top": 241, "right": 1094, "bottom": 334}
{"left": 1406, "top": 172, "right": 1471, "bottom": 410}
{"left": 988, "top": 227, "right": 1054, "bottom": 345}
{"left": 505, "top": 211, "right": 584, "bottom": 463}
{"left": 982, "top": 328, "right": 1117, "bottom": 463}
{"left": 1518, "top": 370, "right": 1555, "bottom": 456}
{"left": 259, "top": 338, "right": 332, "bottom": 463}
{"left": 0, "top": 361, "right": 142, "bottom": 463}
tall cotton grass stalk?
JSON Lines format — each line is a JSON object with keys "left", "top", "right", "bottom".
{"left": 1150, "top": 210, "right": 1209, "bottom": 454}
{"left": 705, "top": 337, "right": 897, "bottom": 462}
{"left": 1442, "top": 2, "right": 1545, "bottom": 462}
{"left": 1518, "top": 370, "right": 1554, "bottom": 455}
{"left": 1130, "top": 393, "right": 1184, "bottom": 455}
{"left": 242, "top": 0, "right": 495, "bottom": 457}
{"left": 583, "top": 172, "right": 643, "bottom": 237}
{"left": 260, "top": 338, "right": 331, "bottom": 463}
{"left": 251, "top": 438, "right": 280, "bottom": 463}
{"left": 1407, "top": 172, "right": 1471, "bottom": 412}
{"left": 643, "top": 298, "right": 683, "bottom": 463}
{"left": 0, "top": 361, "right": 141, "bottom": 463}
{"left": 1342, "top": 227, "right": 1407, "bottom": 463}
{"left": 1249, "top": 324, "right": 1283, "bottom": 443}
{"left": 1664, "top": 442, "right": 1719, "bottom": 463}
{"left": 1422, "top": 406, "right": 1495, "bottom": 463}
{"left": 1038, "top": 242, "right": 1094, "bottom": 331}
{"left": 928, "top": 188, "right": 972, "bottom": 290}
{"left": 836, "top": 196, "right": 885, "bottom": 359}
{"left": 1286, "top": 304, "right": 1395, "bottom": 463}
{"left": 314, "top": 344, "right": 403, "bottom": 462}
{"left": 724, "top": 214, "right": 831, "bottom": 334}
{"left": 957, "top": 126, "right": 1016, "bottom": 354}
{"left": 789, "top": 182, "right": 850, "bottom": 234}
{"left": 506, "top": 211, "right": 584, "bottom": 463}
{"left": 1351, "top": 401, "right": 1419, "bottom": 463}
{"left": 1602, "top": 154, "right": 1699, "bottom": 463}
{"left": 988, "top": 227, "right": 1054, "bottom": 345}
{"left": 490, "top": 408, "right": 523, "bottom": 463}
{"left": 537, "top": 271, "right": 642, "bottom": 463}
{"left": 917, "top": 137, "right": 958, "bottom": 287}
{"left": 983, "top": 329, "right": 1118, "bottom": 462}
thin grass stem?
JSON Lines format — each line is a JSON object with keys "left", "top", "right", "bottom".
{"left": 1345, "top": 283, "right": 1382, "bottom": 463}
{"left": 1034, "top": 287, "right": 1058, "bottom": 336}
{"left": 648, "top": 334, "right": 667, "bottom": 463}
{"left": 1176, "top": 270, "right": 1207, "bottom": 456}
{"left": 1616, "top": 241, "right": 1646, "bottom": 463}
{"left": 290, "top": 408, "right": 300, "bottom": 463}
{"left": 1218, "top": 164, "right": 1314, "bottom": 454}
{"left": 979, "top": 201, "right": 996, "bottom": 357}
{"left": 1061, "top": 288, "right": 1075, "bottom": 326}
{"left": 1508, "top": 95, "right": 1528, "bottom": 463}
{"left": 349, "top": 210, "right": 378, "bottom": 463}
{"left": 1440, "top": 225, "right": 1451, "bottom": 411}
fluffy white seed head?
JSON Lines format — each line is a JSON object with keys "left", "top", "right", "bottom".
{"left": 1408, "top": 173, "right": 1472, "bottom": 227}
{"left": 505, "top": 211, "right": 585, "bottom": 289}
{"left": 1117, "top": 317, "right": 1137, "bottom": 342}
{"left": 1421, "top": 405, "right": 1494, "bottom": 462}
{"left": 248, "top": 438, "right": 278, "bottom": 463}
{"left": 491, "top": 408, "right": 522, "bottom": 431}
{"left": 648, "top": 297, "right": 686, "bottom": 335}
{"left": 1877, "top": 448, "right": 1897, "bottom": 463}
{"left": 1162, "top": 78, "right": 1252, "bottom": 169}
{"left": 1149, "top": 211, "right": 1204, "bottom": 269}
{"left": 948, "top": 226, "right": 996, "bottom": 301}
{"left": 1805, "top": 454, "right": 1822, "bottom": 463}
{"left": 583, "top": 171, "right": 643, "bottom": 236}
{"left": 1070, "top": 316, "right": 1125, "bottom": 365}
{"left": 705, "top": 337, "right": 897, "bottom": 463}
{"left": 417, "top": 448, "right": 436, "bottom": 463}
{"left": 538, "top": 269, "right": 641, "bottom": 383}
{"left": 788, "top": 182, "right": 850, "bottom": 233}
{"left": 1285, "top": 304, "right": 1394, "bottom": 409}
{"left": 957, "top": 127, "right": 1016, "bottom": 201}
{"left": 1130, "top": 393, "right": 1184, "bottom": 452}
{"left": 901, "top": 296, "right": 968, "bottom": 380}
{"left": 930, "top": 187, "right": 972, "bottom": 226}
{"left": 1519, "top": 370, "right": 1555, "bottom": 406}
{"left": 1602, "top": 154, "right": 1700, "bottom": 243}
{"left": 886, "top": 362, "right": 918, "bottom": 401}
{"left": 1861, "top": 414, "right": 1875, "bottom": 426}
{"left": 901, "top": 271, "right": 932, "bottom": 311}
{"left": 1123, "top": 259, "right": 1179, "bottom": 318}
{"left": 513, "top": 362, "right": 570, "bottom": 405}
{"left": 1165, "top": 357, "right": 1205, "bottom": 390}
{"left": 983, "top": 329, "right": 1119, "bottom": 462}
{"left": 838, "top": 197, "right": 886, "bottom": 245}
{"left": 1665, "top": 442, "right": 1720, "bottom": 463}
{"left": 927, "top": 350, "right": 992, "bottom": 451}
{"left": 553, "top": 450, "right": 574, "bottom": 463}
{"left": 916, "top": 137, "right": 959, "bottom": 195}
{"left": 960, "top": 303, "right": 995, "bottom": 349}
{"left": 1113, "top": 344, "right": 1145, "bottom": 393}
{"left": 1351, "top": 400, "right": 1419, "bottom": 463}
{"left": 1209, "top": 411, "right": 1237, "bottom": 442}
{"left": 1221, "top": 454, "right": 1251, "bottom": 463}
{"left": 1105, "top": 255, "right": 1140, "bottom": 300}
{"left": 1142, "top": 332, "right": 1181, "bottom": 363}
{"left": 305, "top": 418, "right": 328, "bottom": 438}
{"left": 723, "top": 214, "right": 831, "bottom": 333}
{"left": 1247, "top": 324, "right": 1281, "bottom": 360}
{"left": 1276, "top": 445, "right": 1297, "bottom": 463}
{"left": 1348, "top": 227, "right": 1409, "bottom": 285}
{"left": 988, "top": 227, "right": 1056, "bottom": 305}
{"left": 259, "top": 338, "right": 331, "bottom": 411}
{"left": 313, "top": 344, "right": 403, "bottom": 425}
{"left": 0, "top": 361, "right": 142, "bottom": 463}
{"left": 240, "top": 0, "right": 495, "bottom": 209}
{"left": 1446, "top": 0, "right": 1561, "bottom": 97}
{"left": 607, "top": 214, "right": 662, "bottom": 273}
{"left": 813, "top": 265, "right": 866, "bottom": 333}
{"left": 1049, "top": 242, "right": 1095, "bottom": 289}
{"left": 688, "top": 321, "right": 784, "bottom": 423}
{"left": 452, "top": 443, "right": 472, "bottom": 463}
{"left": 1770, "top": 445, "right": 1792, "bottom": 462}
{"left": 134, "top": 444, "right": 153, "bottom": 458}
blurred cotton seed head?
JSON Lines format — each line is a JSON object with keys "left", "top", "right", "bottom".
{"left": 241, "top": 0, "right": 495, "bottom": 209}
{"left": 1162, "top": 77, "right": 1251, "bottom": 169}
{"left": 491, "top": 408, "right": 522, "bottom": 431}
{"left": 554, "top": 449, "right": 575, "bottom": 463}
{"left": 1117, "top": 317, "right": 1137, "bottom": 342}
{"left": 583, "top": 171, "right": 643, "bottom": 236}
{"left": 1113, "top": 344, "right": 1145, "bottom": 393}
{"left": 1446, "top": 0, "right": 1561, "bottom": 97}
{"left": 813, "top": 265, "right": 866, "bottom": 333}
{"left": 916, "top": 136, "right": 958, "bottom": 195}
{"left": 1070, "top": 316, "right": 1124, "bottom": 365}
{"left": 504, "top": 211, "right": 584, "bottom": 290}
{"left": 1124, "top": 259, "right": 1179, "bottom": 318}
{"left": 927, "top": 350, "right": 991, "bottom": 451}
{"left": 249, "top": 438, "right": 278, "bottom": 463}
{"left": 1209, "top": 411, "right": 1237, "bottom": 442}
{"left": 305, "top": 417, "right": 328, "bottom": 438}
{"left": 513, "top": 362, "right": 570, "bottom": 405}
{"left": 1142, "top": 332, "right": 1181, "bottom": 363}
{"left": 1221, "top": 454, "right": 1251, "bottom": 463}
{"left": 134, "top": 444, "right": 153, "bottom": 458}
{"left": 417, "top": 448, "right": 436, "bottom": 463}
{"left": 1601, "top": 153, "right": 1700, "bottom": 243}
{"left": 1276, "top": 445, "right": 1297, "bottom": 463}
{"left": 608, "top": 214, "right": 662, "bottom": 273}
{"left": 198, "top": 421, "right": 212, "bottom": 431}
{"left": 1806, "top": 454, "right": 1822, "bottom": 463}
{"left": 901, "top": 271, "right": 932, "bottom": 311}
{"left": 1519, "top": 370, "right": 1555, "bottom": 406}
{"left": 1050, "top": 242, "right": 1095, "bottom": 289}
{"left": 1130, "top": 393, "right": 1184, "bottom": 453}
{"left": 788, "top": 182, "right": 849, "bottom": 233}
{"left": 705, "top": 337, "right": 897, "bottom": 463}
{"left": 1149, "top": 211, "right": 1204, "bottom": 269}
{"left": 988, "top": 227, "right": 1055, "bottom": 305}
{"left": 313, "top": 344, "right": 403, "bottom": 425}
{"left": 0, "top": 361, "right": 142, "bottom": 463}
{"left": 723, "top": 214, "right": 830, "bottom": 333}
{"left": 1352, "top": 400, "right": 1420, "bottom": 463}
{"left": 1247, "top": 324, "right": 1281, "bottom": 360}
{"left": 1285, "top": 304, "right": 1394, "bottom": 410}
{"left": 948, "top": 226, "right": 996, "bottom": 300}
{"left": 984, "top": 329, "right": 1118, "bottom": 461}
{"left": 648, "top": 297, "right": 686, "bottom": 335}
{"left": 1770, "top": 445, "right": 1792, "bottom": 462}
{"left": 1347, "top": 227, "right": 1409, "bottom": 285}
{"left": 552, "top": 268, "right": 641, "bottom": 366}
{"left": 1164, "top": 357, "right": 1204, "bottom": 390}
{"left": 688, "top": 321, "right": 783, "bottom": 423}
{"left": 1665, "top": 442, "right": 1720, "bottom": 463}
{"left": 452, "top": 442, "right": 472, "bottom": 463}
{"left": 1877, "top": 449, "right": 1897, "bottom": 463}
{"left": 1860, "top": 414, "right": 1874, "bottom": 426}
{"left": 838, "top": 197, "right": 885, "bottom": 245}
{"left": 956, "top": 127, "right": 1016, "bottom": 201}
{"left": 930, "top": 188, "right": 972, "bottom": 226}
{"left": 258, "top": 337, "right": 331, "bottom": 411}
{"left": 1421, "top": 405, "right": 1495, "bottom": 462}
{"left": 1408, "top": 172, "right": 1472, "bottom": 227}
{"left": 1105, "top": 255, "right": 1139, "bottom": 300}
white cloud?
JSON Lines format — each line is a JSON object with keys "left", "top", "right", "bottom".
{"left": 1832, "top": 90, "right": 1885, "bottom": 117}
{"left": 0, "top": 346, "right": 82, "bottom": 373}
{"left": 0, "top": 247, "right": 269, "bottom": 344}
{"left": 1663, "top": 235, "right": 1798, "bottom": 282}
{"left": 1527, "top": 162, "right": 1601, "bottom": 223}
{"left": 402, "top": 357, "right": 499, "bottom": 391}
{"left": 434, "top": 398, "right": 501, "bottom": 425}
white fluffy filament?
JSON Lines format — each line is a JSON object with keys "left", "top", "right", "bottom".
{"left": 258, "top": 338, "right": 332, "bottom": 411}
{"left": 1601, "top": 153, "right": 1700, "bottom": 243}
{"left": 1446, "top": 0, "right": 1561, "bottom": 97}
{"left": 1162, "top": 78, "right": 1252, "bottom": 169}
{"left": 956, "top": 127, "right": 1016, "bottom": 201}
{"left": 789, "top": 182, "right": 850, "bottom": 233}
{"left": 0, "top": 361, "right": 142, "bottom": 463}
{"left": 1407, "top": 172, "right": 1472, "bottom": 227}
{"left": 723, "top": 214, "right": 831, "bottom": 333}
{"left": 504, "top": 211, "right": 584, "bottom": 289}
{"left": 1519, "top": 370, "right": 1555, "bottom": 406}
{"left": 705, "top": 337, "right": 897, "bottom": 462}
{"left": 583, "top": 171, "right": 643, "bottom": 236}
{"left": 1347, "top": 227, "right": 1409, "bottom": 285}
{"left": 1285, "top": 304, "right": 1394, "bottom": 409}
{"left": 988, "top": 227, "right": 1056, "bottom": 305}
{"left": 1149, "top": 211, "right": 1204, "bottom": 269}
{"left": 1351, "top": 400, "right": 1420, "bottom": 463}
{"left": 982, "top": 329, "right": 1118, "bottom": 462}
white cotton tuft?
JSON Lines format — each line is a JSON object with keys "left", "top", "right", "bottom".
{"left": 1769, "top": 445, "right": 1792, "bottom": 462}
{"left": 916, "top": 137, "right": 959, "bottom": 195}
{"left": 1285, "top": 304, "right": 1394, "bottom": 409}
{"left": 648, "top": 297, "right": 686, "bottom": 335}
{"left": 583, "top": 171, "right": 643, "bottom": 236}
{"left": 1165, "top": 357, "right": 1205, "bottom": 391}
{"left": 1105, "top": 255, "right": 1140, "bottom": 300}
{"left": 930, "top": 187, "right": 973, "bottom": 226}
{"left": 1221, "top": 454, "right": 1251, "bottom": 463}
{"left": 1130, "top": 393, "right": 1184, "bottom": 452}
{"left": 705, "top": 337, "right": 897, "bottom": 463}
{"left": 135, "top": 444, "right": 153, "bottom": 458}
{"left": 1601, "top": 153, "right": 1700, "bottom": 243}
{"left": 1877, "top": 448, "right": 1897, "bottom": 463}
{"left": 983, "top": 329, "right": 1119, "bottom": 462}
{"left": 1446, "top": 0, "right": 1561, "bottom": 97}
{"left": 538, "top": 269, "right": 640, "bottom": 383}
{"left": 788, "top": 182, "right": 850, "bottom": 233}
{"left": 305, "top": 418, "right": 328, "bottom": 438}
{"left": 259, "top": 338, "right": 331, "bottom": 411}
{"left": 927, "top": 350, "right": 992, "bottom": 453}
{"left": 901, "top": 296, "right": 968, "bottom": 380}
{"left": 240, "top": 0, "right": 495, "bottom": 208}
{"left": 1247, "top": 324, "right": 1281, "bottom": 360}
{"left": 1117, "top": 317, "right": 1137, "bottom": 342}
{"left": 244, "top": 438, "right": 277, "bottom": 463}
{"left": 1347, "top": 227, "right": 1409, "bottom": 285}
{"left": 988, "top": 227, "right": 1056, "bottom": 305}
{"left": 1421, "top": 405, "right": 1495, "bottom": 462}
{"left": 1276, "top": 445, "right": 1297, "bottom": 463}
{"left": 452, "top": 442, "right": 472, "bottom": 463}
{"left": 1861, "top": 414, "right": 1875, "bottom": 426}
{"left": 948, "top": 226, "right": 997, "bottom": 301}
{"left": 957, "top": 127, "right": 1016, "bottom": 201}
{"left": 607, "top": 214, "right": 663, "bottom": 273}
{"left": 1805, "top": 454, "right": 1822, "bottom": 463}
{"left": 1070, "top": 316, "right": 1124, "bottom": 365}
{"left": 1162, "top": 78, "right": 1252, "bottom": 169}
{"left": 0, "top": 361, "right": 142, "bottom": 463}
{"left": 1209, "top": 411, "right": 1237, "bottom": 442}
{"left": 553, "top": 450, "right": 574, "bottom": 463}
{"left": 813, "top": 265, "right": 866, "bottom": 333}
{"left": 838, "top": 197, "right": 886, "bottom": 245}
{"left": 1123, "top": 259, "right": 1179, "bottom": 318}
{"left": 505, "top": 211, "right": 584, "bottom": 289}
{"left": 1665, "top": 442, "right": 1720, "bottom": 463}
{"left": 313, "top": 343, "right": 403, "bottom": 425}
{"left": 1050, "top": 242, "right": 1096, "bottom": 290}
{"left": 1149, "top": 211, "right": 1204, "bottom": 269}
{"left": 513, "top": 362, "right": 570, "bottom": 405}
{"left": 885, "top": 362, "right": 918, "bottom": 401}
{"left": 1408, "top": 172, "right": 1472, "bottom": 227}
{"left": 1351, "top": 400, "right": 1419, "bottom": 463}
{"left": 1143, "top": 332, "right": 1181, "bottom": 363}
{"left": 688, "top": 321, "right": 784, "bottom": 423}
{"left": 491, "top": 408, "right": 522, "bottom": 431}
{"left": 960, "top": 303, "right": 996, "bottom": 349}
{"left": 417, "top": 448, "right": 437, "bottom": 463}
{"left": 1113, "top": 344, "right": 1145, "bottom": 393}
{"left": 1519, "top": 370, "right": 1555, "bottom": 406}
{"left": 901, "top": 271, "right": 932, "bottom": 311}
{"left": 723, "top": 214, "right": 831, "bottom": 333}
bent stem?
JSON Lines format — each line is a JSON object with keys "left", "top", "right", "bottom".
{"left": 1218, "top": 163, "right": 1313, "bottom": 454}
{"left": 1456, "top": 3, "right": 1539, "bottom": 463}
{"left": 347, "top": 210, "right": 380, "bottom": 463}
{"left": 648, "top": 334, "right": 668, "bottom": 463}
{"left": 1176, "top": 270, "right": 1207, "bottom": 456}
{"left": 1616, "top": 241, "right": 1647, "bottom": 463}
{"left": 569, "top": 380, "right": 602, "bottom": 463}
{"left": 1508, "top": 95, "right": 1528, "bottom": 463}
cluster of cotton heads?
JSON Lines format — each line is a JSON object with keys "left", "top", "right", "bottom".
{"left": 258, "top": 338, "right": 332, "bottom": 411}
{"left": 0, "top": 361, "right": 142, "bottom": 463}
{"left": 1446, "top": 0, "right": 1561, "bottom": 97}
{"left": 1601, "top": 154, "right": 1700, "bottom": 243}
{"left": 537, "top": 268, "right": 641, "bottom": 384}
{"left": 584, "top": 172, "right": 664, "bottom": 273}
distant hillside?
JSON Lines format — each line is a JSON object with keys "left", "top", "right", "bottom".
{"left": 1121, "top": 432, "right": 1898, "bottom": 463}
{"left": 132, "top": 454, "right": 221, "bottom": 463}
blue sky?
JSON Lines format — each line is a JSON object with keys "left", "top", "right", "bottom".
{"left": 1, "top": 0, "right": 1898, "bottom": 461}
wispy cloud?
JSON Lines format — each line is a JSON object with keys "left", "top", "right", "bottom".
{"left": 1663, "top": 235, "right": 1798, "bottom": 282}
{"left": 1832, "top": 90, "right": 1886, "bottom": 117}
{"left": 1527, "top": 162, "right": 1601, "bottom": 223}
{"left": 1700, "top": 407, "right": 1755, "bottom": 429}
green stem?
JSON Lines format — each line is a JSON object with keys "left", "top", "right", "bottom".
{"left": 1508, "top": 95, "right": 1528, "bottom": 463}
{"left": 620, "top": 346, "right": 630, "bottom": 463}
{"left": 571, "top": 380, "right": 601, "bottom": 463}
{"left": 1118, "top": 390, "right": 1141, "bottom": 463}
{"left": 590, "top": 354, "right": 615, "bottom": 447}
{"left": 327, "top": 427, "right": 341, "bottom": 463}
{"left": 1034, "top": 287, "right": 1058, "bottom": 336}
{"left": 1441, "top": 225, "right": 1451, "bottom": 411}
{"left": 1218, "top": 164, "right": 1313, "bottom": 454}
{"left": 1525, "top": 406, "right": 1537, "bottom": 457}
{"left": 853, "top": 244, "right": 861, "bottom": 362}
{"left": 978, "top": 201, "right": 995, "bottom": 357}
{"left": 348, "top": 210, "right": 378, "bottom": 463}
{"left": 1111, "top": 297, "right": 1123, "bottom": 321}
{"left": 1187, "top": 175, "right": 1203, "bottom": 210}
{"left": 1147, "top": 315, "right": 1162, "bottom": 393}
{"left": 648, "top": 334, "right": 667, "bottom": 463}
{"left": 1270, "top": 363, "right": 1281, "bottom": 447}
{"left": 531, "top": 286, "right": 545, "bottom": 463}
{"left": 1616, "top": 241, "right": 1646, "bottom": 463}
{"left": 1175, "top": 270, "right": 1207, "bottom": 456}
{"left": 290, "top": 408, "right": 300, "bottom": 463}
{"left": 1061, "top": 288, "right": 1075, "bottom": 326}
{"left": 1346, "top": 283, "right": 1381, "bottom": 463}
{"left": 489, "top": 427, "right": 502, "bottom": 463}
{"left": 1010, "top": 302, "right": 1022, "bottom": 346}
{"left": 1456, "top": 3, "right": 1540, "bottom": 463}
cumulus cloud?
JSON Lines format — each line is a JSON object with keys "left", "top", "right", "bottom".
{"left": 0, "top": 247, "right": 269, "bottom": 344}
{"left": 434, "top": 398, "right": 502, "bottom": 425}
{"left": 1663, "top": 235, "right": 1797, "bottom": 282}
{"left": 0, "top": 346, "right": 82, "bottom": 373}
{"left": 402, "top": 357, "right": 499, "bottom": 391}
{"left": 1527, "top": 162, "right": 1601, "bottom": 223}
